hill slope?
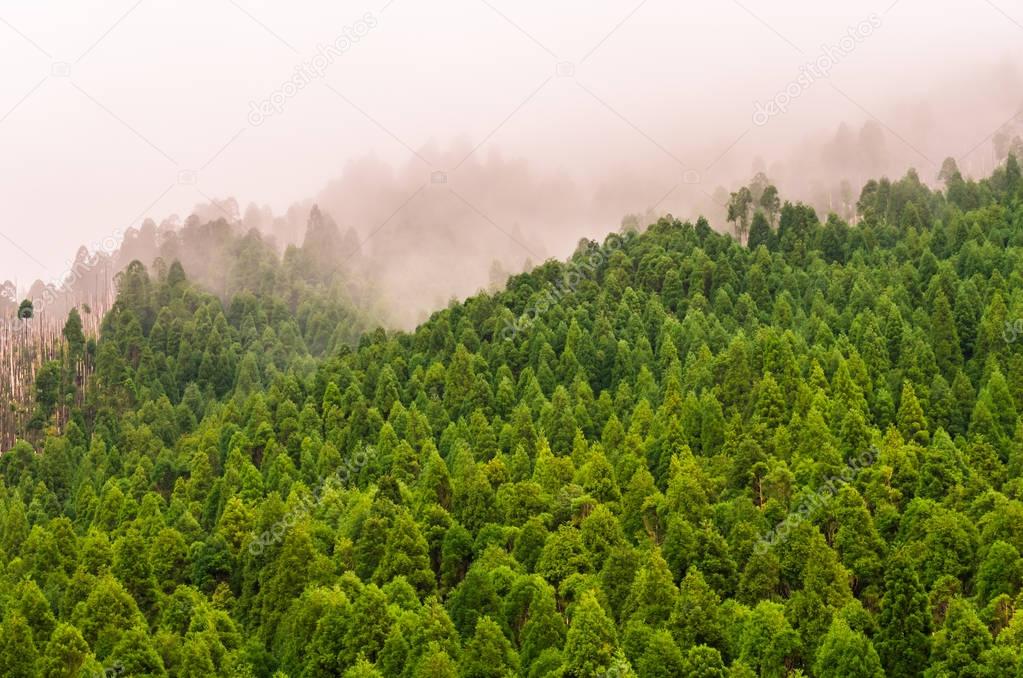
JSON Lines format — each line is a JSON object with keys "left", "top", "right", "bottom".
{"left": 1, "top": 160, "right": 1023, "bottom": 677}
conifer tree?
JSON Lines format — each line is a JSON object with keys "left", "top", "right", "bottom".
{"left": 814, "top": 617, "right": 884, "bottom": 678}
{"left": 461, "top": 616, "right": 518, "bottom": 678}
{"left": 637, "top": 629, "right": 685, "bottom": 678}
{"left": 898, "top": 382, "right": 930, "bottom": 445}
{"left": 925, "top": 599, "right": 991, "bottom": 678}
{"left": 39, "top": 622, "right": 90, "bottom": 678}
{"left": 375, "top": 510, "right": 435, "bottom": 597}
{"left": 519, "top": 585, "right": 567, "bottom": 670}
{"left": 0, "top": 613, "right": 40, "bottom": 678}
{"left": 564, "top": 591, "right": 618, "bottom": 677}
{"left": 930, "top": 291, "right": 961, "bottom": 376}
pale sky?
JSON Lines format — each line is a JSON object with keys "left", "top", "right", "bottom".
{"left": 2, "top": 0, "right": 1022, "bottom": 287}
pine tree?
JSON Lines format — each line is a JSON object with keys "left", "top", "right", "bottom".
{"left": 461, "top": 616, "right": 518, "bottom": 678}
{"left": 930, "top": 291, "right": 961, "bottom": 376}
{"left": 813, "top": 617, "right": 883, "bottom": 678}
{"left": 344, "top": 655, "right": 384, "bottom": 678}
{"left": 413, "top": 643, "right": 459, "bottom": 678}
{"left": 110, "top": 627, "right": 166, "bottom": 676}
{"left": 16, "top": 578, "right": 56, "bottom": 646}
{"left": 832, "top": 486, "right": 885, "bottom": 591}
{"left": 682, "top": 645, "right": 727, "bottom": 678}
{"left": 975, "top": 540, "right": 1022, "bottom": 605}
{"left": 342, "top": 584, "right": 393, "bottom": 666}
{"left": 898, "top": 382, "right": 930, "bottom": 445}
{"left": 39, "top": 622, "right": 90, "bottom": 678}
{"left": 410, "top": 596, "right": 461, "bottom": 667}
{"left": 564, "top": 590, "right": 618, "bottom": 677}
{"left": 447, "top": 567, "right": 501, "bottom": 639}
{"left": 178, "top": 635, "right": 217, "bottom": 678}
{"left": 112, "top": 528, "right": 160, "bottom": 617}
{"left": 0, "top": 613, "right": 40, "bottom": 678}
{"left": 374, "top": 510, "right": 435, "bottom": 597}
{"left": 62, "top": 308, "right": 86, "bottom": 359}
{"left": 70, "top": 575, "right": 146, "bottom": 658}
{"left": 519, "top": 584, "right": 567, "bottom": 670}
{"left": 623, "top": 547, "right": 678, "bottom": 626}
{"left": 737, "top": 601, "right": 800, "bottom": 678}
{"left": 636, "top": 629, "right": 685, "bottom": 678}
{"left": 925, "top": 598, "right": 991, "bottom": 678}
{"left": 669, "top": 567, "right": 723, "bottom": 650}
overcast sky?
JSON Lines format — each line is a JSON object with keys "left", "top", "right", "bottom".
{"left": 2, "top": 0, "right": 1022, "bottom": 287}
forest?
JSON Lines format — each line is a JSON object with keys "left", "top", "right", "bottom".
{"left": 1, "top": 155, "right": 1023, "bottom": 677}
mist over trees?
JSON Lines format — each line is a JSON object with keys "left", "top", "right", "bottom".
{"left": 7, "top": 91, "right": 1023, "bottom": 334}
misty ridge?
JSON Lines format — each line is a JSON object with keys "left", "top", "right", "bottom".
{"left": 6, "top": 2, "right": 1023, "bottom": 674}
{"left": 3, "top": 59, "right": 1023, "bottom": 331}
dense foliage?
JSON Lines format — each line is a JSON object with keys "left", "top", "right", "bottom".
{"left": 1, "top": 158, "right": 1023, "bottom": 677}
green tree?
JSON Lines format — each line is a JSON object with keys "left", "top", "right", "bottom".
{"left": 564, "top": 590, "right": 618, "bottom": 677}
{"left": 63, "top": 307, "right": 86, "bottom": 358}
{"left": 747, "top": 212, "right": 775, "bottom": 252}
{"left": 623, "top": 547, "right": 678, "bottom": 626}
{"left": 669, "top": 567, "right": 723, "bottom": 650}
{"left": 898, "top": 382, "right": 930, "bottom": 445}
{"left": 415, "top": 643, "right": 459, "bottom": 678}
{"left": 110, "top": 626, "right": 166, "bottom": 677}
{"left": 727, "top": 187, "right": 754, "bottom": 243}
{"left": 925, "top": 598, "right": 991, "bottom": 678}
{"left": 813, "top": 617, "right": 883, "bottom": 678}
{"left": 375, "top": 510, "right": 435, "bottom": 597}
{"left": 112, "top": 529, "right": 160, "bottom": 617}
{"left": 738, "top": 601, "right": 800, "bottom": 678}
{"left": 930, "top": 291, "right": 961, "bottom": 376}
{"left": 520, "top": 584, "right": 567, "bottom": 670}
{"left": 39, "top": 623, "right": 90, "bottom": 678}
{"left": 16, "top": 578, "right": 56, "bottom": 646}
{"left": 342, "top": 584, "right": 393, "bottom": 666}
{"left": 975, "top": 540, "right": 1022, "bottom": 606}
{"left": 876, "top": 551, "right": 931, "bottom": 678}
{"left": 0, "top": 613, "right": 40, "bottom": 678}
{"left": 636, "top": 629, "right": 684, "bottom": 678}
{"left": 683, "top": 646, "right": 727, "bottom": 678}
{"left": 461, "top": 616, "right": 518, "bottom": 678}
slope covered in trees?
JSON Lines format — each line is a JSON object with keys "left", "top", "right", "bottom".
{"left": 1, "top": 158, "right": 1023, "bottom": 677}
{"left": 0, "top": 207, "right": 382, "bottom": 451}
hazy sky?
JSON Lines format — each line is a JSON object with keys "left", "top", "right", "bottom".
{"left": 2, "top": 0, "right": 1022, "bottom": 287}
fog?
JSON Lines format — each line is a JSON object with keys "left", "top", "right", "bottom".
{"left": 2, "top": 0, "right": 1022, "bottom": 326}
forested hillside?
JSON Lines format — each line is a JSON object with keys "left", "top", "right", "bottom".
{"left": 0, "top": 207, "right": 382, "bottom": 450}
{"left": 1, "top": 157, "right": 1023, "bottom": 677}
